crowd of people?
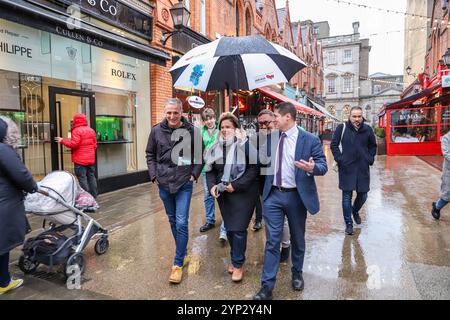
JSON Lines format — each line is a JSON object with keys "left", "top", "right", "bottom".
{"left": 2, "top": 96, "right": 449, "bottom": 299}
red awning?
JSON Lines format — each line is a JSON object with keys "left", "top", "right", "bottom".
{"left": 258, "top": 87, "right": 325, "bottom": 117}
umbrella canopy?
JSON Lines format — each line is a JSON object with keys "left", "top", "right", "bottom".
{"left": 169, "top": 35, "right": 307, "bottom": 92}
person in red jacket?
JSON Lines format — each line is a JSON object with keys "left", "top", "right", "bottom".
{"left": 55, "top": 113, "right": 98, "bottom": 198}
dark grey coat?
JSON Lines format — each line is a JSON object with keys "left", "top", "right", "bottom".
{"left": 0, "top": 121, "right": 37, "bottom": 255}
{"left": 146, "top": 117, "right": 204, "bottom": 194}
{"left": 330, "top": 121, "right": 377, "bottom": 193}
{"left": 206, "top": 140, "right": 259, "bottom": 231}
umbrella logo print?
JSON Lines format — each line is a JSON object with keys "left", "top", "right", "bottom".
{"left": 266, "top": 73, "right": 275, "bottom": 79}
{"left": 190, "top": 64, "right": 205, "bottom": 86}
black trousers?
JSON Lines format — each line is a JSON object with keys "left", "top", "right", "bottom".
{"left": 0, "top": 252, "right": 10, "bottom": 287}
{"left": 74, "top": 164, "right": 98, "bottom": 198}
{"left": 227, "top": 230, "right": 248, "bottom": 268}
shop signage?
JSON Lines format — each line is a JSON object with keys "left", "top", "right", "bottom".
{"left": 55, "top": 0, "right": 153, "bottom": 40}
{"left": 111, "top": 68, "right": 136, "bottom": 80}
{"left": 55, "top": 26, "right": 104, "bottom": 47}
{"left": 0, "top": 41, "right": 32, "bottom": 58}
{"left": 187, "top": 96, "right": 205, "bottom": 109}
{"left": 442, "top": 75, "right": 450, "bottom": 88}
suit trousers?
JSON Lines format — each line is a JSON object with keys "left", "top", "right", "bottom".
{"left": 261, "top": 187, "right": 307, "bottom": 291}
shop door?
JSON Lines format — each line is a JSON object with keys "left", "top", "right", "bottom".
{"left": 49, "top": 87, "right": 96, "bottom": 173}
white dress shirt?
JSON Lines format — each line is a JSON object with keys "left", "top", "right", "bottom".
{"left": 273, "top": 125, "right": 299, "bottom": 188}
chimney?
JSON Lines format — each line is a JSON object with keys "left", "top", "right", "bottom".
{"left": 352, "top": 21, "right": 360, "bottom": 34}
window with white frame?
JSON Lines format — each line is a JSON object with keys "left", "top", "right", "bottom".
{"left": 200, "top": 0, "right": 206, "bottom": 35}
{"left": 313, "top": 26, "right": 319, "bottom": 35}
{"left": 327, "top": 78, "right": 336, "bottom": 93}
{"left": 327, "top": 51, "right": 336, "bottom": 65}
{"left": 343, "top": 75, "right": 353, "bottom": 93}
{"left": 343, "top": 49, "right": 352, "bottom": 63}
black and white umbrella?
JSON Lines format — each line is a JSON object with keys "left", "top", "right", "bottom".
{"left": 169, "top": 35, "right": 307, "bottom": 92}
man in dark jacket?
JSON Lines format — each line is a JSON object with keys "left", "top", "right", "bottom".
{"left": 0, "top": 117, "right": 37, "bottom": 295}
{"left": 330, "top": 106, "right": 377, "bottom": 236}
{"left": 146, "top": 98, "right": 203, "bottom": 284}
{"left": 56, "top": 114, "right": 98, "bottom": 198}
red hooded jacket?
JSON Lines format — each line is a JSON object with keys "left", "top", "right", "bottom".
{"left": 60, "top": 114, "right": 97, "bottom": 166}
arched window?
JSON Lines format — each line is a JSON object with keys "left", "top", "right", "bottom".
{"left": 245, "top": 8, "right": 252, "bottom": 36}
{"left": 327, "top": 105, "right": 336, "bottom": 116}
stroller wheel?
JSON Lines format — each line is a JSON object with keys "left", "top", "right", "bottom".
{"left": 94, "top": 237, "right": 109, "bottom": 255}
{"left": 18, "top": 256, "right": 39, "bottom": 274}
{"left": 65, "top": 253, "right": 85, "bottom": 278}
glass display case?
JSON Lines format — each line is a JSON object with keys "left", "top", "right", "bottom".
{"left": 95, "top": 115, "right": 134, "bottom": 144}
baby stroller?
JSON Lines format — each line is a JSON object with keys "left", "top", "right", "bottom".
{"left": 20, "top": 171, "right": 109, "bottom": 279}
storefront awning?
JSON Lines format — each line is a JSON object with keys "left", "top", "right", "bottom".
{"left": 307, "top": 98, "right": 341, "bottom": 122}
{"left": 258, "top": 87, "right": 324, "bottom": 117}
{"left": 0, "top": 0, "right": 170, "bottom": 65}
{"left": 385, "top": 83, "right": 441, "bottom": 109}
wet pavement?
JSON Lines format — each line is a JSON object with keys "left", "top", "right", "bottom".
{"left": 2, "top": 145, "right": 450, "bottom": 300}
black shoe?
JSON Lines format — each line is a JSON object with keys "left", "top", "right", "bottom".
{"left": 252, "top": 221, "right": 262, "bottom": 232}
{"left": 345, "top": 223, "right": 353, "bottom": 235}
{"left": 431, "top": 202, "right": 441, "bottom": 220}
{"left": 352, "top": 208, "right": 362, "bottom": 225}
{"left": 280, "top": 246, "right": 290, "bottom": 263}
{"left": 253, "top": 287, "right": 273, "bottom": 300}
{"left": 199, "top": 223, "right": 215, "bottom": 232}
{"left": 292, "top": 272, "right": 304, "bottom": 291}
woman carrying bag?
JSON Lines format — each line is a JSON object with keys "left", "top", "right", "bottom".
{"left": 205, "top": 113, "right": 259, "bottom": 282}
{"left": 0, "top": 116, "right": 38, "bottom": 295}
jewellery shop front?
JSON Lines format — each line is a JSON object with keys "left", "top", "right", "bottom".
{"left": 0, "top": 0, "right": 169, "bottom": 193}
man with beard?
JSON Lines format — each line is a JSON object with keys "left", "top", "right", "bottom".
{"left": 330, "top": 106, "right": 377, "bottom": 236}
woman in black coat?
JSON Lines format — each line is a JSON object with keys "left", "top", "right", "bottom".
{"left": 0, "top": 117, "right": 37, "bottom": 295}
{"left": 205, "top": 113, "right": 259, "bottom": 282}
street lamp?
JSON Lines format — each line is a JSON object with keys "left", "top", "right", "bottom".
{"left": 442, "top": 48, "right": 450, "bottom": 68}
{"left": 161, "top": 1, "right": 191, "bottom": 45}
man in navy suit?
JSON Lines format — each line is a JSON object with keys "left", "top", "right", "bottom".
{"left": 253, "top": 102, "right": 328, "bottom": 300}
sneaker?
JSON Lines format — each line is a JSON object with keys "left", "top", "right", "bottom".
{"left": 231, "top": 267, "right": 244, "bottom": 282}
{"left": 169, "top": 266, "right": 183, "bottom": 284}
{"left": 199, "top": 223, "right": 215, "bottom": 233}
{"left": 252, "top": 221, "right": 262, "bottom": 232}
{"left": 219, "top": 232, "right": 228, "bottom": 242}
{"left": 345, "top": 223, "right": 354, "bottom": 235}
{"left": 431, "top": 202, "right": 441, "bottom": 220}
{"left": 280, "top": 246, "right": 290, "bottom": 263}
{"left": 0, "top": 278, "right": 24, "bottom": 295}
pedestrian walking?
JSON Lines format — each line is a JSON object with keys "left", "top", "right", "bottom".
{"left": 55, "top": 113, "right": 98, "bottom": 198}
{"left": 256, "top": 110, "right": 291, "bottom": 262}
{"left": 0, "top": 116, "right": 38, "bottom": 295}
{"left": 431, "top": 130, "right": 450, "bottom": 219}
{"left": 146, "top": 98, "right": 204, "bottom": 284}
{"left": 330, "top": 106, "right": 377, "bottom": 235}
{"left": 198, "top": 108, "right": 228, "bottom": 242}
{"left": 253, "top": 102, "right": 328, "bottom": 300}
{"left": 205, "top": 112, "right": 259, "bottom": 282}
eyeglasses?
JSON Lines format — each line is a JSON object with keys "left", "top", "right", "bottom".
{"left": 258, "top": 121, "right": 273, "bottom": 127}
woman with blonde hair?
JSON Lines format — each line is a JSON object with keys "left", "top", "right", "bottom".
{"left": 0, "top": 116, "right": 37, "bottom": 295}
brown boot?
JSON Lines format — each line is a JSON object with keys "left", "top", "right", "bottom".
{"left": 169, "top": 266, "right": 183, "bottom": 284}
{"left": 227, "top": 264, "right": 234, "bottom": 274}
{"left": 231, "top": 267, "right": 244, "bottom": 282}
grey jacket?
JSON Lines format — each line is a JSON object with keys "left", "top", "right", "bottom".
{"left": 441, "top": 131, "right": 450, "bottom": 201}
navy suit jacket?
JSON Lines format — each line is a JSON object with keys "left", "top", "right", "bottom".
{"left": 262, "top": 128, "right": 328, "bottom": 215}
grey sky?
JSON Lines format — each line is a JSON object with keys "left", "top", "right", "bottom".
{"left": 275, "top": 0, "right": 407, "bottom": 76}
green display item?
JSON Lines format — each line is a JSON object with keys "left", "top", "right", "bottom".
{"left": 96, "top": 116, "right": 122, "bottom": 142}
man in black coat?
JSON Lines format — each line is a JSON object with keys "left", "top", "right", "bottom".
{"left": 330, "top": 106, "right": 377, "bottom": 236}
{"left": 0, "top": 117, "right": 37, "bottom": 295}
{"left": 146, "top": 98, "right": 204, "bottom": 284}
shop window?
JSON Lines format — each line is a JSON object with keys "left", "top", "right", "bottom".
{"left": 391, "top": 126, "right": 437, "bottom": 143}
{"left": 390, "top": 108, "right": 437, "bottom": 126}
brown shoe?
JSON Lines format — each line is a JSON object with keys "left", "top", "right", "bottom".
{"left": 169, "top": 266, "right": 183, "bottom": 284}
{"left": 231, "top": 267, "right": 244, "bottom": 282}
{"left": 227, "top": 264, "right": 234, "bottom": 274}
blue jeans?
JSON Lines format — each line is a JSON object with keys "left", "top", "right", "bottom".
{"left": 436, "top": 198, "right": 449, "bottom": 210}
{"left": 220, "top": 221, "right": 226, "bottom": 234}
{"left": 227, "top": 231, "right": 247, "bottom": 268}
{"left": 0, "top": 252, "right": 11, "bottom": 287}
{"left": 342, "top": 191, "right": 368, "bottom": 225}
{"left": 158, "top": 180, "right": 194, "bottom": 267}
{"left": 202, "top": 174, "right": 216, "bottom": 225}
